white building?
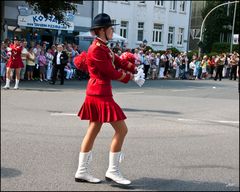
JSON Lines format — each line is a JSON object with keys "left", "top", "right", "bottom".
{"left": 100, "top": 0, "right": 191, "bottom": 52}
{"left": 2, "top": 1, "right": 191, "bottom": 52}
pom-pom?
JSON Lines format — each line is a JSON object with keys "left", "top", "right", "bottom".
{"left": 120, "top": 52, "right": 136, "bottom": 64}
{"left": 74, "top": 51, "right": 88, "bottom": 72}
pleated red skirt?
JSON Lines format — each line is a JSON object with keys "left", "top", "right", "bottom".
{"left": 78, "top": 95, "right": 126, "bottom": 123}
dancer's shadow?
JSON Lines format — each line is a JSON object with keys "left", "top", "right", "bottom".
{"left": 128, "top": 177, "right": 239, "bottom": 191}
{"left": 122, "top": 108, "right": 181, "bottom": 115}
{"left": 1, "top": 167, "right": 22, "bottom": 178}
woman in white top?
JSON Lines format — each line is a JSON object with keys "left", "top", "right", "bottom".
{"left": 20, "top": 40, "right": 28, "bottom": 80}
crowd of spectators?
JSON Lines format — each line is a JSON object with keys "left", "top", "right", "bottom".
{"left": 1, "top": 38, "right": 239, "bottom": 84}
{"left": 111, "top": 43, "right": 239, "bottom": 81}
{"left": 1, "top": 38, "right": 85, "bottom": 83}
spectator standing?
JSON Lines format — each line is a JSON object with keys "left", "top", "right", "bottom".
{"left": 201, "top": 55, "right": 208, "bottom": 79}
{"left": 45, "top": 48, "right": 54, "bottom": 81}
{"left": 20, "top": 40, "right": 28, "bottom": 80}
{"left": 143, "top": 51, "right": 151, "bottom": 79}
{"left": 1, "top": 42, "right": 8, "bottom": 82}
{"left": 229, "top": 52, "right": 239, "bottom": 80}
{"left": 214, "top": 53, "right": 225, "bottom": 81}
{"left": 64, "top": 62, "right": 74, "bottom": 80}
{"left": 26, "top": 47, "right": 36, "bottom": 80}
{"left": 195, "top": 57, "right": 202, "bottom": 80}
{"left": 158, "top": 52, "right": 167, "bottom": 79}
{"left": 50, "top": 44, "right": 68, "bottom": 85}
{"left": 149, "top": 53, "right": 157, "bottom": 80}
{"left": 38, "top": 50, "right": 47, "bottom": 81}
{"left": 33, "top": 43, "right": 41, "bottom": 80}
{"left": 208, "top": 56, "right": 216, "bottom": 79}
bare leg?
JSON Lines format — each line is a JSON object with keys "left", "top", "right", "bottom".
{"left": 5, "top": 67, "right": 11, "bottom": 79}
{"left": 110, "top": 120, "right": 128, "bottom": 152}
{"left": 15, "top": 68, "right": 21, "bottom": 80}
{"left": 80, "top": 121, "right": 102, "bottom": 152}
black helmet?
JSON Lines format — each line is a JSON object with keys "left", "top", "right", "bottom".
{"left": 90, "top": 13, "right": 118, "bottom": 30}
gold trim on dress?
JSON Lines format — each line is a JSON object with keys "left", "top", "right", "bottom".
{"left": 127, "top": 62, "right": 133, "bottom": 69}
{"left": 117, "top": 72, "right": 126, "bottom": 81}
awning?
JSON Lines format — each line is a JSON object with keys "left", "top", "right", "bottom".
{"left": 76, "top": 31, "right": 127, "bottom": 42}
{"left": 7, "top": 26, "right": 22, "bottom": 32}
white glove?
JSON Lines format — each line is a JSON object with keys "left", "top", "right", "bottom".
{"left": 133, "top": 75, "right": 145, "bottom": 87}
{"left": 132, "top": 65, "right": 145, "bottom": 87}
{"left": 136, "top": 65, "right": 145, "bottom": 79}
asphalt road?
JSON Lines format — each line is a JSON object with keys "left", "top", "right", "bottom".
{"left": 1, "top": 79, "right": 239, "bottom": 191}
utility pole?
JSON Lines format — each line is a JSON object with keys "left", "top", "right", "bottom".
{"left": 102, "top": 0, "right": 104, "bottom": 13}
{"left": 198, "top": 1, "right": 239, "bottom": 57}
{"left": 230, "top": 1, "right": 237, "bottom": 53}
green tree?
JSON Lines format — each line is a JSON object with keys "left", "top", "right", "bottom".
{"left": 201, "top": 1, "right": 239, "bottom": 53}
{"left": 25, "top": 0, "right": 79, "bottom": 25}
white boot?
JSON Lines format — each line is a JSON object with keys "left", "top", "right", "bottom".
{"left": 3, "top": 78, "right": 10, "bottom": 89}
{"left": 105, "top": 151, "right": 131, "bottom": 185}
{"left": 13, "top": 79, "right": 19, "bottom": 89}
{"left": 75, "top": 151, "right": 101, "bottom": 183}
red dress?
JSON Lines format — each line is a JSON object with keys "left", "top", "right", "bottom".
{"left": 6, "top": 44, "right": 24, "bottom": 69}
{"left": 78, "top": 38, "right": 135, "bottom": 123}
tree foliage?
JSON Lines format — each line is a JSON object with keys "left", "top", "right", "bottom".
{"left": 201, "top": 1, "right": 239, "bottom": 53}
{"left": 25, "top": 0, "right": 79, "bottom": 25}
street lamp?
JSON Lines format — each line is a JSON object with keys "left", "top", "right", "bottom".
{"left": 198, "top": 1, "right": 239, "bottom": 57}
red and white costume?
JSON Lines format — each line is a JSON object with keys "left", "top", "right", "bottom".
{"left": 78, "top": 38, "right": 135, "bottom": 122}
{"left": 6, "top": 43, "right": 24, "bottom": 69}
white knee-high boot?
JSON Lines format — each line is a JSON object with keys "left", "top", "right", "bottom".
{"left": 3, "top": 78, "right": 10, "bottom": 89}
{"left": 75, "top": 151, "right": 101, "bottom": 183}
{"left": 105, "top": 151, "right": 131, "bottom": 185}
{"left": 14, "top": 79, "right": 19, "bottom": 89}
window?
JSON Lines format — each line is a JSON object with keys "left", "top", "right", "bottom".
{"left": 179, "top": 1, "right": 185, "bottom": 12}
{"left": 139, "top": 1, "right": 145, "bottom": 3}
{"left": 177, "top": 28, "right": 184, "bottom": 45}
{"left": 152, "top": 23, "right": 163, "bottom": 43}
{"left": 111, "top": 19, "right": 117, "bottom": 31}
{"left": 137, "top": 22, "right": 144, "bottom": 41}
{"left": 120, "top": 21, "right": 128, "bottom": 38}
{"left": 168, "top": 27, "right": 174, "bottom": 45}
{"left": 170, "top": 0, "right": 176, "bottom": 11}
{"left": 155, "top": 0, "right": 164, "bottom": 7}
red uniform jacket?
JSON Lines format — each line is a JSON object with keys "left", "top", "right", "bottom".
{"left": 86, "top": 38, "right": 135, "bottom": 96}
{"left": 6, "top": 43, "right": 24, "bottom": 69}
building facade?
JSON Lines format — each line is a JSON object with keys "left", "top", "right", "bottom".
{"left": 101, "top": 0, "right": 191, "bottom": 51}
{"left": 2, "top": 1, "right": 191, "bottom": 52}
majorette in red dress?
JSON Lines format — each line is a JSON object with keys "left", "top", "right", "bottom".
{"left": 6, "top": 43, "right": 24, "bottom": 69}
{"left": 78, "top": 38, "right": 136, "bottom": 123}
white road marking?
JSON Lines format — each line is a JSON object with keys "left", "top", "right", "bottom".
{"left": 115, "top": 91, "right": 144, "bottom": 95}
{"left": 178, "top": 118, "right": 238, "bottom": 124}
{"left": 178, "top": 118, "right": 197, "bottom": 122}
{"left": 171, "top": 89, "right": 195, "bottom": 92}
{"left": 212, "top": 120, "right": 239, "bottom": 124}
{"left": 50, "top": 113, "right": 76, "bottom": 116}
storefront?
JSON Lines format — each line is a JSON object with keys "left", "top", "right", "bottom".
{"left": 16, "top": 9, "right": 76, "bottom": 46}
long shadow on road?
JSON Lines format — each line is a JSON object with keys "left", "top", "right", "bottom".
{"left": 120, "top": 177, "right": 239, "bottom": 191}
{"left": 122, "top": 108, "right": 181, "bottom": 115}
